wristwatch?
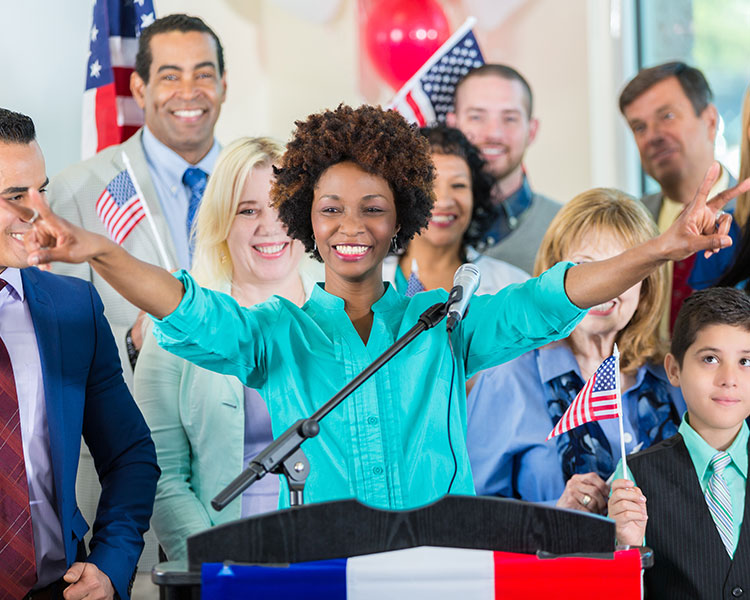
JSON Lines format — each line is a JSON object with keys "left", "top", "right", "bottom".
{"left": 125, "top": 327, "right": 139, "bottom": 370}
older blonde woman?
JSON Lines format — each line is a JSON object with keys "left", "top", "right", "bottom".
{"left": 134, "top": 137, "right": 319, "bottom": 560}
{"left": 466, "top": 189, "right": 686, "bottom": 514}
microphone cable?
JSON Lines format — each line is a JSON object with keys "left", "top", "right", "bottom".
{"left": 445, "top": 330, "right": 458, "bottom": 495}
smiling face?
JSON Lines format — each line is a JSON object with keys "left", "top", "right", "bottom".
{"left": 131, "top": 30, "right": 226, "bottom": 163}
{"left": 666, "top": 324, "right": 750, "bottom": 449}
{"left": 0, "top": 141, "right": 47, "bottom": 271}
{"left": 448, "top": 74, "right": 537, "bottom": 183}
{"left": 311, "top": 161, "right": 398, "bottom": 285}
{"left": 226, "top": 164, "right": 303, "bottom": 285}
{"left": 623, "top": 76, "right": 716, "bottom": 191}
{"left": 419, "top": 153, "right": 472, "bottom": 251}
{"left": 566, "top": 232, "right": 642, "bottom": 339}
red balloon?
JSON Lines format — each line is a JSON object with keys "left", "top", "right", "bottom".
{"left": 364, "top": 0, "right": 451, "bottom": 89}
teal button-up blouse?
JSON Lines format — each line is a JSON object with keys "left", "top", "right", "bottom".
{"left": 151, "top": 261, "right": 585, "bottom": 510}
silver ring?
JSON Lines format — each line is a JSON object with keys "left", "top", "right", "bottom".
{"left": 581, "top": 494, "right": 592, "bottom": 507}
{"left": 715, "top": 210, "right": 727, "bottom": 228}
{"left": 28, "top": 208, "right": 40, "bottom": 224}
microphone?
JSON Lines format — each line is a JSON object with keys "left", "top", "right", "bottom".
{"left": 446, "top": 263, "right": 481, "bottom": 332}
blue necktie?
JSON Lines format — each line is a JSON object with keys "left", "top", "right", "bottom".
{"left": 182, "top": 167, "right": 208, "bottom": 258}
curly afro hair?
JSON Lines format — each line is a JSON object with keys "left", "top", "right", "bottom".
{"left": 418, "top": 125, "right": 497, "bottom": 253}
{"left": 272, "top": 104, "right": 435, "bottom": 261}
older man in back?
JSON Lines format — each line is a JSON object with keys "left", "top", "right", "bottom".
{"left": 620, "top": 61, "right": 738, "bottom": 334}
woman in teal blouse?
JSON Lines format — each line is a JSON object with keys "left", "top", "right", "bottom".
{"left": 9, "top": 105, "right": 747, "bottom": 511}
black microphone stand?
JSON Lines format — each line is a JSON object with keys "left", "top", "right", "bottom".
{"left": 211, "top": 298, "right": 454, "bottom": 511}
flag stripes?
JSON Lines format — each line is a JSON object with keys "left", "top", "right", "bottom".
{"left": 95, "top": 170, "right": 146, "bottom": 244}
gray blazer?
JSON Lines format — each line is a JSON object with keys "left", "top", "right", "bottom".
{"left": 48, "top": 129, "right": 179, "bottom": 388}
{"left": 481, "top": 192, "right": 561, "bottom": 274}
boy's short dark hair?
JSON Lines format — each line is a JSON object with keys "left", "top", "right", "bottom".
{"left": 619, "top": 61, "right": 713, "bottom": 116}
{"left": 670, "top": 287, "right": 750, "bottom": 365}
{"left": 135, "top": 14, "right": 224, "bottom": 83}
{"left": 0, "top": 108, "right": 36, "bottom": 144}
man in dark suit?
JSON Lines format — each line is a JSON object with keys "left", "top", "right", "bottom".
{"left": 619, "top": 62, "right": 738, "bottom": 335}
{"left": 0, "top": 109, "right": 158, "bottom": 599}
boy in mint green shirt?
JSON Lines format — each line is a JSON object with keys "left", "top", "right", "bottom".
{"left": 609, "top": 287, "right": 750, "bottom": 599}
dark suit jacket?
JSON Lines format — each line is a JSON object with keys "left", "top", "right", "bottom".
{"left": 21, "top": 267, "right": 158, "bottom": 600}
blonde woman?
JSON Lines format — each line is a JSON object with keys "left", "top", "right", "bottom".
{"left": 466, "top": 189, "right": 685, "bottom": 514}
{"left": 133, "top": 137, "right": 318, "bottom": 560}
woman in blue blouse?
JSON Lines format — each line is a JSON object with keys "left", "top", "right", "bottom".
{"left": 467, "top": 189, "right": 686, "bottom": 515}
{"left": 8, "top": 105, "right": 746, "bottom": 511}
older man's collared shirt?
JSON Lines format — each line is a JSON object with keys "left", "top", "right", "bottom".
{"left": 151, "top": 263, "right": 586, "bottom": 510}
{"left": 0, "top": 268, "right": 65, "bottom": 589}
{"left": 656, "top": 167, "right": 731, "bottom": 340}
{"left": 141, "top": 126, "right": 220, "bottom": 270}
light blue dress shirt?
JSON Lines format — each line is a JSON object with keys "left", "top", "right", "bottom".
{"left": 467, "top": 342, "right": 685, "bottom": 504}
{"left": 141, "top": 126, "right": 220, "bottom": 269}
{"left": 151, "top": 262, "right": 586, "bottom": 510}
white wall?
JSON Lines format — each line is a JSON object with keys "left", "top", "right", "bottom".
{"left": 1, "top": 0, "right": 91, "bottom": 177}
{"left": 1, "top": 0, "right": 637, "bottom": 200}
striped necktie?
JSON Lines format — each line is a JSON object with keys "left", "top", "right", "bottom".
{"left": 705, "top": 451, "right": 734, "bottom": 556}
{"left": 0, "top": 281, "right": 38, "bottom": 597}
{"left": 182, "top": 167, "right": 208, "bottom": 260}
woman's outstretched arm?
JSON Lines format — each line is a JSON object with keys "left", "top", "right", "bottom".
{"left": 0, "top": 188, "right": 184, "bottom": 318}
{"left": 565, "top": 163, "right": 750, "bottom": 309}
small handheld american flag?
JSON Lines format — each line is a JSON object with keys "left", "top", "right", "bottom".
{"left": 96, "top": 170, "right": 145, "bottom": 245}
{"left": 546, "top": 344, "right": 629, "bottom": 474}
{"left": 547, "top": 354, "right": 620, "bottom": 441}
{"left": 387, "top": 17, "right": 484, "bottom": 127}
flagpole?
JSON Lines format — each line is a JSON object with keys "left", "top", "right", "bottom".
{"left": 121, "top": 152, "right": 173, "bottom": 271}
{"left": 387, "top": 16, "right": 478, "bottom": 109}
{"left": 613, "top": 343, "right": 628, "bottom": 478}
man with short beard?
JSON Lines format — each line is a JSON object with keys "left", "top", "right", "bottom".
{"left": 448, "top": 64, "right": 559, "bottom": 274}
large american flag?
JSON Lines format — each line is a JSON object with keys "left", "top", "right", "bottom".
{"left": 388, "top": 18, "right": 484, "bottom": 127}
{"left": 546, "top": 355, "right": 621, "bottom": 441}
{"left": 82, "top": 0, "right": 156, "bottom": 159}
{"left": 96, "top": 170, "right": 146, "bottom": 244}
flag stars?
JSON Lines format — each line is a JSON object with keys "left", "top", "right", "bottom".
{"left": 140, "top": 12, "right": 155, "bottom": 29}
{"left": 90, "top": 59, "right": 102, "bottom": 78}
{"left": 90, "top": 24, "right": 99, "bottom": 42}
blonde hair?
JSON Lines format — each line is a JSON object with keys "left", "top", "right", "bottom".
{"left": 190, "top": 137, "right": 285, "bottom": 289}
{"left": 533, "top": 188, "right": 668, "bottom": 374}
{"left": 735, "top": 86, "right": 750, "bottom": 228}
